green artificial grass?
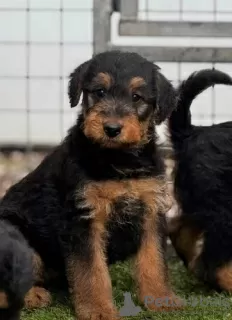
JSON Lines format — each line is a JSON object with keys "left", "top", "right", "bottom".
{"left": 21, "top": 257, "right": 232, "bottom": 320}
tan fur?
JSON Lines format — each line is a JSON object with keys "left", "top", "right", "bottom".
{"left": 94, "top": 72, "right": 112, "bottom": 89}
{"left": 216, "top": 263, "right": 232, "bottom": 292}
{"left": 72, "top": 177, "right": 173, "bottom": 317}
{"left": 83, "top": 105, "right": 148, "bottom": 148}
{"left": 134, "top": 191, "right": 182, "bottom": 311}
{"left": 78, "top": 178, "right": 172, "bottom": 221}
{"left": 75, "top": 177, "right": 177, "bottom": 315}
{"left": 121, "top": 115, "right": 148, "bottom": 145}
{"left": 83, "top": 108, "right": 105, "bottom": 143}
{"left": 22, "top": 252, "right": 55, "bottom": 309}
{"left": 24, "top": 287, "right": 52, "bottom": 309}
{"left": 129, "top": 77, "right": 146, "bottom": 92}
{"left": 0, "top": 291, "right": 9, "bottom": 308}
{"left": 170, "top": 223, "right": 204, "bottom": 272}
{"left": 67, "top": 221, "right": 118, "bottom": 320}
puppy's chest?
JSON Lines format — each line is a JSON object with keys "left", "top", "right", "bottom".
{"left": 77, "top": 177, "right": 169, "bottom": 224}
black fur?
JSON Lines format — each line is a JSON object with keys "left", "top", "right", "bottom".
{"left": 0, "top": 221, "right": 33, "bottom": 320}
{"left": 107, "top": 197, "right": 146, "bottom": 264}
{"left": 0, "top": 51, "right": 176, "bottom": 318}
{"left": 169, "top": 68, "right": 232, "bottom": 289}
{"left": 68, "top": 51, "right": 176, "bottom": 123}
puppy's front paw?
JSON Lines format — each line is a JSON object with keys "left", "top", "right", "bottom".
{"left": 24, "top": 286, "right": 52, "bottom": 309}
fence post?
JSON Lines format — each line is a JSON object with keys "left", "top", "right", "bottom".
{"left": 120, "top": 0, "right": 138, "bottom": 19}
{"left": 93, "top": 0, "right": 112, "bottom": 54}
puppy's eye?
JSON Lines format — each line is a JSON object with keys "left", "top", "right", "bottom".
{"left": 94, "top": 88, "right": 106, "bottom": 98}
{"left": 132, "top": 93, "right": 142, "bottom": 102}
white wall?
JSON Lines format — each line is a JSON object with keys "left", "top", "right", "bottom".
{"left": 0, "top": 0, "right": 232, "bottom": 146}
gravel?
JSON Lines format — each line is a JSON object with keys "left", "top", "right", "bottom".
{"left": 0, "top": 151, "right": 48, "bottom": 198}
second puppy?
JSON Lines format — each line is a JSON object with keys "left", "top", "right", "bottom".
{"left": 168, "top": 68, "right": 232, "bottom": 291}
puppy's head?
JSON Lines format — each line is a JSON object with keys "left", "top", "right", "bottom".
{"left": 69, "top": 51, "right": 176, "bottom": 148}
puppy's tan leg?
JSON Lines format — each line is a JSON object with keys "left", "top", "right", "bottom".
{"left": 216, "top": 263, "right": 232, "bottom": 292}
{"left": 0, "top": 292, "right": 9, "bottom": 308}
{"left": 134, "top": 190, "right": 182, "bottom": 312}
{"left": 169, "top": 222, "right": 204, "bottom": 273}
{"left": 67, "top": 220, "right": 119, "bottom": 320}
{"left": 24, "top": 253, "right": 52, "bottom": 309}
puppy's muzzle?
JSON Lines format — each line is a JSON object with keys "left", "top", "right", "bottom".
{"left": 103, "top": 122, "right": 123, "bottom": 138}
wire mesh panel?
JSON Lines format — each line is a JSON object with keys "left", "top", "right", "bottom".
{"left": 138, "top": 0, "right": 232, "bottom": 21}
{"left": 1, "top": 0, "right": 232, "bottom": 149}
{"left": 0, "top": 0, "right": 93, "bottom": 148}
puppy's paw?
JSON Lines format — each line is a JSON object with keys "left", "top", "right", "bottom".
{"left": 24, "top": 286, "right": 52, "bottom": 309}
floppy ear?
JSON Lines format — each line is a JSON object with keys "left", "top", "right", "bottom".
{"left": 68, "top": 60, "right": 91, "bottom": 108}
{"left": 155, "top": 71, "right": 177, "bottom": 124}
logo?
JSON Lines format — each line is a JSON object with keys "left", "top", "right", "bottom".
{"left": 119, "top": 292, "right": 142, "bottom": 317}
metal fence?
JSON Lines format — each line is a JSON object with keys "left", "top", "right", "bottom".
{"left": 1, "top": 0, "right": 232, "bottom": 149}
{"left": 0, "top": 0, "right": 93, "bottom": 148}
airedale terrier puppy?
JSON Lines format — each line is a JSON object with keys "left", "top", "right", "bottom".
{"left": 167, "top": 68, "right": 232, "bottom": 291}
{"left": 0, "top": 50, "right": 181, "bottom": 320}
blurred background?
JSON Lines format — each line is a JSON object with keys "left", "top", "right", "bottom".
{"left": 0, "top": 0, "right": 232, "bottom": 195}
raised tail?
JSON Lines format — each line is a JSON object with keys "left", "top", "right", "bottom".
{"left": 0, "top": 221, "right": 33, "bottom": 320}
{"left": 169, "top": 69, "right": 232, "bottom": 139}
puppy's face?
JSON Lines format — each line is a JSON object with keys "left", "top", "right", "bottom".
{"left": 69, "top": 51, "right": 176, "bottom": 148}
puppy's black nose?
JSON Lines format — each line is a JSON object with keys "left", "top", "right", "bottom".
{"left": 104, "top": 123, "right": 122, "bottom": 138}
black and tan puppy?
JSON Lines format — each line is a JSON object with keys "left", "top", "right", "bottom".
{"left": 168, "top": 68, "right": 232, "bottom": 291}
{"left": 0, "top": 51, "right": 181, "bottom": 320}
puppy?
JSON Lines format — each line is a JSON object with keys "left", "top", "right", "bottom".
{"left": 168, "top": 68, "right": 232, "bottom": 291}
{"left": 0, "top": 51, "right": 181, "bottom": 320}
{"left": 0, "top": 221, "right": 33, "bottom": 320}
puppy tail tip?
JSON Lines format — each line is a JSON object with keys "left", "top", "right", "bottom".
{"left": 169, "top": 69, "right": 232, "bottom": 140}
{"left": 178, "top": 68, "right": 232, "bottom": 109}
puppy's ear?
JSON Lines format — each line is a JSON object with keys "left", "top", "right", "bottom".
{"left": 68, "top": 60, "right": 91, "bottom": 108}
{"left": 154, "top": 71, "right": 177, "bottom": 124}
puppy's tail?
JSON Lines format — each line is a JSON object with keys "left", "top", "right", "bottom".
{"left": 169, "top": 69, "right": 232, "bottom": 139}
{"left": 0, "top": 220, "right": 33, "bottom": 320}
